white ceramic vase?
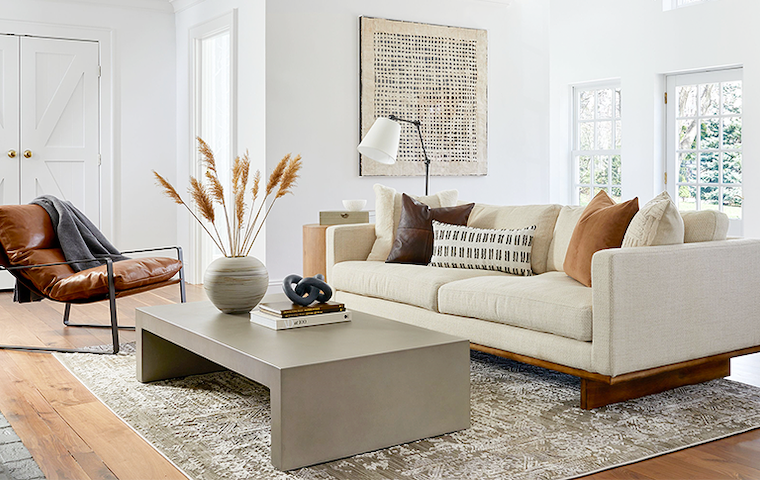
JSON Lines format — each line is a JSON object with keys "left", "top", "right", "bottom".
{"left": 204, "top": 256, "right": 269, "bottom": 314}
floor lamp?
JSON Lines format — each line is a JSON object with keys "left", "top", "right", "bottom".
{"left": 357, "top": 115, "right": 432, "bottom": 195}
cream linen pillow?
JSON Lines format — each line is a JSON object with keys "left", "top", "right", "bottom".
{"left": 367, "top": 184, "right": 458, "bottom": 261}
{"left": 622, "top": 191, "right": 684, "bottom": 247}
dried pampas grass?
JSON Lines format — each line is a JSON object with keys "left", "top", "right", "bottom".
{"left": 154, "top": 137, "right": 302, "bottom": 257}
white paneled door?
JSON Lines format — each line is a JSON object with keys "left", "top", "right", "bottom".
{"left": 0, "top": 35, "right": 20, "bottom": 207}
{"left": 20, "top": 37, "right": 100, "bottom": 221}
{"left": 0, "top": 34, "right": 100, "bottom": 289}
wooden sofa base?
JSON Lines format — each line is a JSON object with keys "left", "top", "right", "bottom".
{"left": 471, "top": 343, "right": 760, "bottom": 410}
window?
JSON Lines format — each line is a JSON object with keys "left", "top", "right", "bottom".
{"left": 190, "top": 11, "right": 237, "bottom": 281}
{"left": 666, "top": 68, "right": 742, "bottom": 234}
{"left": 572, "top": 83, "right": 622, "bottom": 206}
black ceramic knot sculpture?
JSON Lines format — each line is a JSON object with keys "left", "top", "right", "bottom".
{"left": 283, "top": 274, "right": 333, "bottom": 306}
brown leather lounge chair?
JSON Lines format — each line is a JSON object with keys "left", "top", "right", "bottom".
{"left": 0, "top": 204, "right": 186, "bottom": 354}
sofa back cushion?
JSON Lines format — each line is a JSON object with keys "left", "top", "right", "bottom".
{"left": 466, "top": 203, "right": 560, "bottom": 274}
{"left": 546, "top": 205, "right": 585, "bottom": 272}
{"left": 367, "top": 184, "right": 459, "bottom": 261}
{"left": 681, "top": 210, "right": 729, "bottom": 242}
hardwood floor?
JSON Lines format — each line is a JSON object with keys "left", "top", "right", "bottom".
{"left": 0, "top": 283, "right": 204, "bottom": 480}
{"left": 0, "top": 285, "right": 758, "bottom": 479}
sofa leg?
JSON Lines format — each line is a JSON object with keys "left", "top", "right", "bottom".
{"left": 580, "top": 358, "right": 730, "bottom": 409}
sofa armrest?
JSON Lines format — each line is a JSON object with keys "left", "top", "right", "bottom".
{"left": 326, "top": 224, "right": 376, "bottom": 280}
{"left": 591, "top": 239, "right": 760, "bottom": 376}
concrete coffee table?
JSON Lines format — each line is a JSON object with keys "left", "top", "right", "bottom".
{"left": 135, "top": 299, "right": 470, "bottom": 471}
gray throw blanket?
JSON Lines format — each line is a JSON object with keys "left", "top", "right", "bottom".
{"left": 31, "top": 195, "right": 128, "bottom": 272}
{"left": 14, "top": 196, "right": 129, "bottom": 303}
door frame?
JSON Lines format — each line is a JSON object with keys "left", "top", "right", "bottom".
{"left": 0, "top": 20, "right": 113, "bottom": 240}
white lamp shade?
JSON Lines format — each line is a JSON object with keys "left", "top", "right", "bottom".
{"left": 357, "top": 117, "right": 400, "bottom": 165}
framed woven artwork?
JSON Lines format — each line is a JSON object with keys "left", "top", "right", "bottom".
{"left": 359, "top": 17, "right": 488, "bottom": 177}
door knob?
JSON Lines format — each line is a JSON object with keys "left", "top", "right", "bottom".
{"left": 7, "top": 150, "right": 16, "bottom": 158}
{"left": 23, "top": 150, "right": 32, "bottom": 158}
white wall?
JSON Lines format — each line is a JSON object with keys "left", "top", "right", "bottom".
{"left": 174, "top": 0, "right": 266, "bottom": 283}
{"left": 549, "top": 0, "right": 760, "bottom": 237}
{"left": 265, "top": 0, "right": 551, "bottom": 282}
{"left": 0, "top": 0, "right": 178, "bottom": 249}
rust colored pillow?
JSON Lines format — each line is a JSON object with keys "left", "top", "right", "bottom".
{"left": 386, "top": 194, "right": 475, "bottom": 265}
{"left": 563, "top": 190, "right": 639, "bottom": 287}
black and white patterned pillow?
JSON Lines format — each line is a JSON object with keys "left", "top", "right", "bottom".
{"left": 430, "top": 221, "right": 536, "bottom": 276}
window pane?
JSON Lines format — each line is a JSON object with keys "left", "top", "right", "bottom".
{"left": 700, "top": 186, "right": 719, "bottom": 210}
{"left": 579, "top": 91, "right": 594, "bottom": 120}
{"left": 594, "top": 156, "right": 609, "bottom": 185}
{"left": 678, "top": 119, "right": 697, "bottom": 150}
{"left": 723, "top": 187, "right": 742, "bottom": 219}
{"left": 610, "top": 187, "right": 622, "bottom": 204}
{"left": 722, "top": 152, "right": 742, "bottom": 184}
{"left": 597, "top": 89, "right": 613, "bottom": 118}
{"left": 578, "top": 156, "right": 591, "bottom": 184}
{"left": 579, "top": 187, "right": 591, "bottom": 206}
{"left": 722, "top": 81, "right": 742, "bottom": 114}
{"left": 699, "top": 83, "right": 719, "bottom": 115}
{"left": 598, "top": 121, "right": 612, "bottom": 149}
{"left": 678, "top": 185, "right": 697, "bottom": 211}
{"left": 678, "top": 152, "right": 696, "bottom": 183}
{"left": 579, "top": 122, "right": 594, "bottom": 149}
{"left": 722, "top": 117, "right": 742, "bottom": 148}
{"left": 611, "top": 155, "right": 621, "bottom": 185}
{"left": 677, "top": 85, "right": 697, "bottom": 117}
{"left": 594, "top": 187, "right": 606, "bottom": 198}
{"left": 700, "top": 119, "right": 720, "bottom": 149}
{"left": 575, "top": 84, "right": 621, "bottom": 209}
{"left": 699, "top": 153, "right": 719, "bottom": 183}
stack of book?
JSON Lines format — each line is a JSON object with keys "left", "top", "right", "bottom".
{"left": 250, "top": 300, "right": 352, "bottom": 330}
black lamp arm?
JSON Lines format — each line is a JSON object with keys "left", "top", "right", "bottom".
{"left": 388, "top": 115, "right": 431, "bottom": 195}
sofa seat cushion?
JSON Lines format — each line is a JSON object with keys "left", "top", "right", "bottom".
{"left": 332, "top": 261, "right": 508, "bottom": 312}
{"left": 437, "top": 271, "right": 593, "bottom": 341}
{"left": 47, "top": 257, "right": 182, "bottom": 303}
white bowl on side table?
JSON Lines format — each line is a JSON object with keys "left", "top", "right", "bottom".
{"left": 342, "top": 199, "right": 367, "bottom": 211}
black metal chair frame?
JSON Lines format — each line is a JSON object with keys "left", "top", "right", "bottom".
{"left": 0, "top": 246, "right": 186, "bottom": 355}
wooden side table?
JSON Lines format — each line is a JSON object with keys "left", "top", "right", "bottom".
{"left": 303, "top": 224, "right": 330, "bottom": 280}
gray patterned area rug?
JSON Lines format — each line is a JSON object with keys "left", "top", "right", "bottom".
{"left": 54, "top": 346, "right": 760, "bottom": 480}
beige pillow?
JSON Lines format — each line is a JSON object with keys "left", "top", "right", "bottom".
{"left": 367, "top": 184, "right": 458, "bottom": 261}
{"left": 622, "top": 191, "right": 684, "bottom": 247}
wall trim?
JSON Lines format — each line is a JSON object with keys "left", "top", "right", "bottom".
{"left": 34, "top": 0, "right": 173, "bottom": 13}
{"left": 170, "top": 0, "right": 208, "bottom": 14}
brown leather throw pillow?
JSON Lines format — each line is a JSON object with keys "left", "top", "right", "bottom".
{"left": 386, "top": 194, "right": 475, "bottom": 265}
{"left": 563, "top": 190, "right": 639, "bottom": 287}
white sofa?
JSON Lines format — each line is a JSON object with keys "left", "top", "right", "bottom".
{"left": 326, "top": 203, "right": 760, "bottom": 408}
